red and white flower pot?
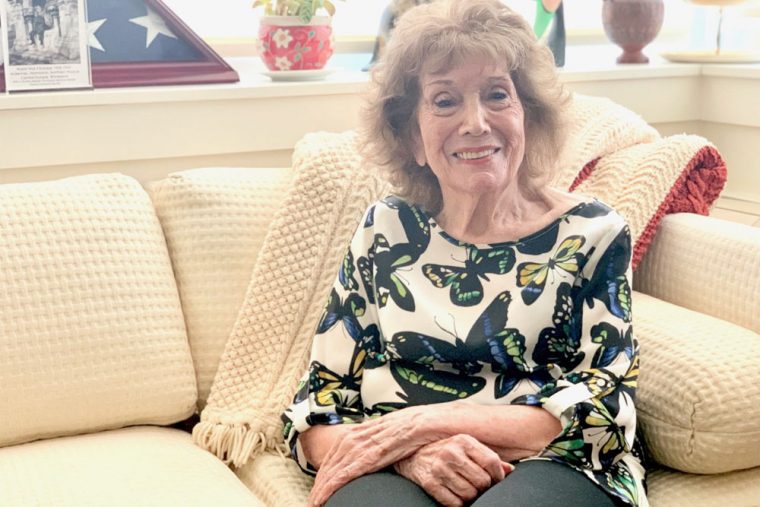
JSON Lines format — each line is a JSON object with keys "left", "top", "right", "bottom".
{"left": 258, "top": 16, "right": 334, "bottom": 71}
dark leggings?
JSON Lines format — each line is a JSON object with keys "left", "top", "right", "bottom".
{"left": 325, "top": 459, "right": 618, "bottom": 507}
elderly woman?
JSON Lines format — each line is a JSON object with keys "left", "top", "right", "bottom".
{"left": 282, "top": 1, "right": 646, "bottom": 506}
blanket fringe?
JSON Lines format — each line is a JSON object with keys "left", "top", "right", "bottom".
{"left": 192, "top": 421, "right": 283, "bottom": 467}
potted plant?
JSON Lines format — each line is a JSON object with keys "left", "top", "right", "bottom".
{"left": 253, "top": 0, "right": 338, "bottom": 71}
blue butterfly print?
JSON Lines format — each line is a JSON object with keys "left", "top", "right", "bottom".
{"left": 592, "top": 227, "right": 632, "bottom": 323}
{"left": 423, "top": 246, "right": 515, "bottom": 306}
{"left": 565, "top": 201, "right": 611, "bottom": 220}
{"left": 590, "top": 322, "right": 634, "bottom": 368}
{"left": 364, "top": 205, "right": 376, "bottom": 228}
{"left": 533, "top": 282, "right": 585, "bottom": 372}
{"left": 338, "top": 248, "right": 359, "bottom": 291}
{"left": 316, "top": 288, "right": 366, "bottom": 340}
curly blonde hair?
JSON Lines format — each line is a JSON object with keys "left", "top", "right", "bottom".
{"left": 360, "top": 0, "right": 569, "bottom": 216}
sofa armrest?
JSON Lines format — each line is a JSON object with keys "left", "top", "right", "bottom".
{"left": 634, "top": 291, "right": 760, "bottom": 474}
{"left": 633, "top": 213, "right": 760, "bottom": 334}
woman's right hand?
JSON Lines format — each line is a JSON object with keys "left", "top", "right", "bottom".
{"left": 393, "top": 434, "right": 514, "bottom": 507}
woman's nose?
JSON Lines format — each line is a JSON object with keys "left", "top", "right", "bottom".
{"left": 459, "top": 98, "right": 490, "bottom": 136}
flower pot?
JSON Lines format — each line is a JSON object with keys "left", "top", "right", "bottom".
{"left": 258, "top": 16, "right": 334, "bottom": 71}
{"left": 602, "top": 0, "right": 664, "bottom": 64}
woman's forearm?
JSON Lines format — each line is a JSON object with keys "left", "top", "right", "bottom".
{"left": 426, "top": 401, "right": 562, "bottom": 459}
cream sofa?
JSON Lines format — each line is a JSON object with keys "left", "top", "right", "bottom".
{"left": 1, "top": 153, "right": 759, "bottom": 505}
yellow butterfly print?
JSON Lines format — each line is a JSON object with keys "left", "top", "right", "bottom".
{"left": 311, "top": 347, "right": 366, "bottom": 407}
{"left": 517, "top": 235, "right": 586, "bottom": 304}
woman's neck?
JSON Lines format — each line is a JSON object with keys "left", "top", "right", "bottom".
{"left": 435, "top": 185, "right": 574, "bottom": 244}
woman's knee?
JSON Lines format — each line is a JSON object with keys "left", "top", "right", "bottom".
{"left": 325, "top": 470, "right": 437, "bottom": 507}
{"left": 471, "top": 459, "right": 618, "bottom": 507}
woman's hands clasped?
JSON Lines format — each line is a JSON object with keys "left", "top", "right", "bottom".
{"left": 306, "top": 404, "right": 515, "bottom": 507}
{"left": 394, "top": 434, "right": 514, "bottom": 507}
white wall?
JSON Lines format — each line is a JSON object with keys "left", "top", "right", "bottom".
{"left": 1, "top": 59, "right": 757, "bottom": 204}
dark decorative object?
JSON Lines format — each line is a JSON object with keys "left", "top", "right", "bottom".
{"left": 534, "top": 0, "right": 565, "bottom": 67}
{"left": 546, "top": 2, "right": 565, "bottom": 67}
{"left": 602, "top": 0, "right": 664, "bottom": 64}
{"left": 1, "top": 0, "right": 238, "bottom": 91}
{"left": 367, "top": 0, "right": 431, "bottom": 69}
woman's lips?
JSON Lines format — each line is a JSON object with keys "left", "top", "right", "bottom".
{"left": 453, "top": 147, "right": 500, "bottom": 160}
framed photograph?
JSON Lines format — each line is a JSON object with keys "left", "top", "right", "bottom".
{"left": 0, "top": 0, "right": 92, "bottom": 92}
{"left": 0, "top": 0, "right": 238, "bottom": 92}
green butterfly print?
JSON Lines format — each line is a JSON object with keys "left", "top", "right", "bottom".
{"left": 390, "top": 291, "right": 529, "bottom": 399}
{"left": 338, "top": 248, "right": 359, "bottom": 291}
{"left": 357, "top": 200, "right": 430, "bottom": 312}
{"left": 545, "top": 437, "right": 588, "bottom": 468}
{"left": 390, "top": 361, "right": 485, "bottom": 405}
{"left": 584, "top": 396, "right": 633, "bottom": 469}
{"left": 534, "top": 282, "right": 585, "bottom": 372}
{"left": 423, "top": 246, "right": 515, "bottom": 306}
{"left": 606, "top": 462, "right": 639, "bottom": 505}
{"left": 517, "top": 235, "right": 588, "bottom": 305}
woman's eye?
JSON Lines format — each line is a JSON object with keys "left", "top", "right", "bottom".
{"left": 433, "top": 96, "right": 456, "bottom": 109}
{"left": 489, "top": 89, "right": 509, "bottom": 101}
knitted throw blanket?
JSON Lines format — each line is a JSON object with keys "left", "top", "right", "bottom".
{"left": 192, "top": 95, "right": 726, "bottom": 466}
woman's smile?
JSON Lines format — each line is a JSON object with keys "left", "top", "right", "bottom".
{"left": 453, "top": 146, "right": 501, "bottom": 162}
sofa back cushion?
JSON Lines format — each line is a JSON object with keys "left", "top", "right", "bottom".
{"left": 0, "top": 174, "right": 197, "bottom": 447}
{"left": 149, "top": 167, "right": 292, "bottom": 409}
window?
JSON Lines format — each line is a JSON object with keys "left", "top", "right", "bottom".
{"left": 162, "top": 0, "right": 758, "bottom": 55}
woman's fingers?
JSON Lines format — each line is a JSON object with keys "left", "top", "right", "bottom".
{"left": 427, "top": 483, "right": 467, "bottom": 507}
{"left": 447, "top": 433, "right": 506, "bottom": 486}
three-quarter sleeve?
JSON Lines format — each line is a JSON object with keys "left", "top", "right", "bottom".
{"left": 514, "top": 222, "right": 638, "bottom": 473}
{"left": 281, "top": 205, "right": 378, "bottom": 474}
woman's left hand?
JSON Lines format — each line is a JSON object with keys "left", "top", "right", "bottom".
{"left": 307, "top": 405, "right": 444, "bottom": 507}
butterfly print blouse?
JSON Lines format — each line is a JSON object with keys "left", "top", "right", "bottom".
{"left": 283, "top": 196, "right": 647, "bottom": 506}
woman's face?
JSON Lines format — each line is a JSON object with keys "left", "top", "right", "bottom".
{"left": 414, "top": 57, "right": 526, "bottom": 203}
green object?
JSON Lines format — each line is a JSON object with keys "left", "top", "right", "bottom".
{"left": 533, "top": 1, "right": 555, "bottom": 38}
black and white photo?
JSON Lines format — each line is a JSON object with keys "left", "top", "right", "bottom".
{"left": 0, "top": 0, "right": 90, "bottom": 91}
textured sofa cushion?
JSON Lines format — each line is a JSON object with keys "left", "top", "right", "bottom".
{"left": 149, "top": 167, "right": 292, "bottom": 409}
{"left": 0, "top": 427, "right": 262, "bottom": 507}
{"left": 647, "top": 465, "right": 760, "bottom": 507}
{"left": 635, "top": 213, "right": 760, "bottom": 334}
{"left": 0, "top": 174, "right": 196, "bottom": 447}
{"left": 634, "top": 291, "right": 760, "bottom": 473}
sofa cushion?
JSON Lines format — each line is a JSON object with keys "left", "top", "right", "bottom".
{"left": 0, "top": 174, "right": 196, "bottom": 447}
{"left": 0, "top": 427, "right": 262, "bottom": 506}
{"left": 149, "top": 167, "right": 292, "bottom": 409}
{"left": 647, "top": 465, "right": 760, "bottom": 507}
{"left": 635, "top": 213, "right": 760, "bottom": 334}
{"left": 634, "top": 291, "right": 760, "bottom": 474}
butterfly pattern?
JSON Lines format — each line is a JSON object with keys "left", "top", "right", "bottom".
{"left": 282, "top": 197, "right": 646, "bottom": 505}
{"left": 423, "top": 246, "right": 515, "bottom": 306}
{"left": 517, "top": 235, "right": 589, "bottom": 305}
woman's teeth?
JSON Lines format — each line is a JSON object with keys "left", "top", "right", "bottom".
{"left": 456, "top": 148, "right": 497, "bottom": 160}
